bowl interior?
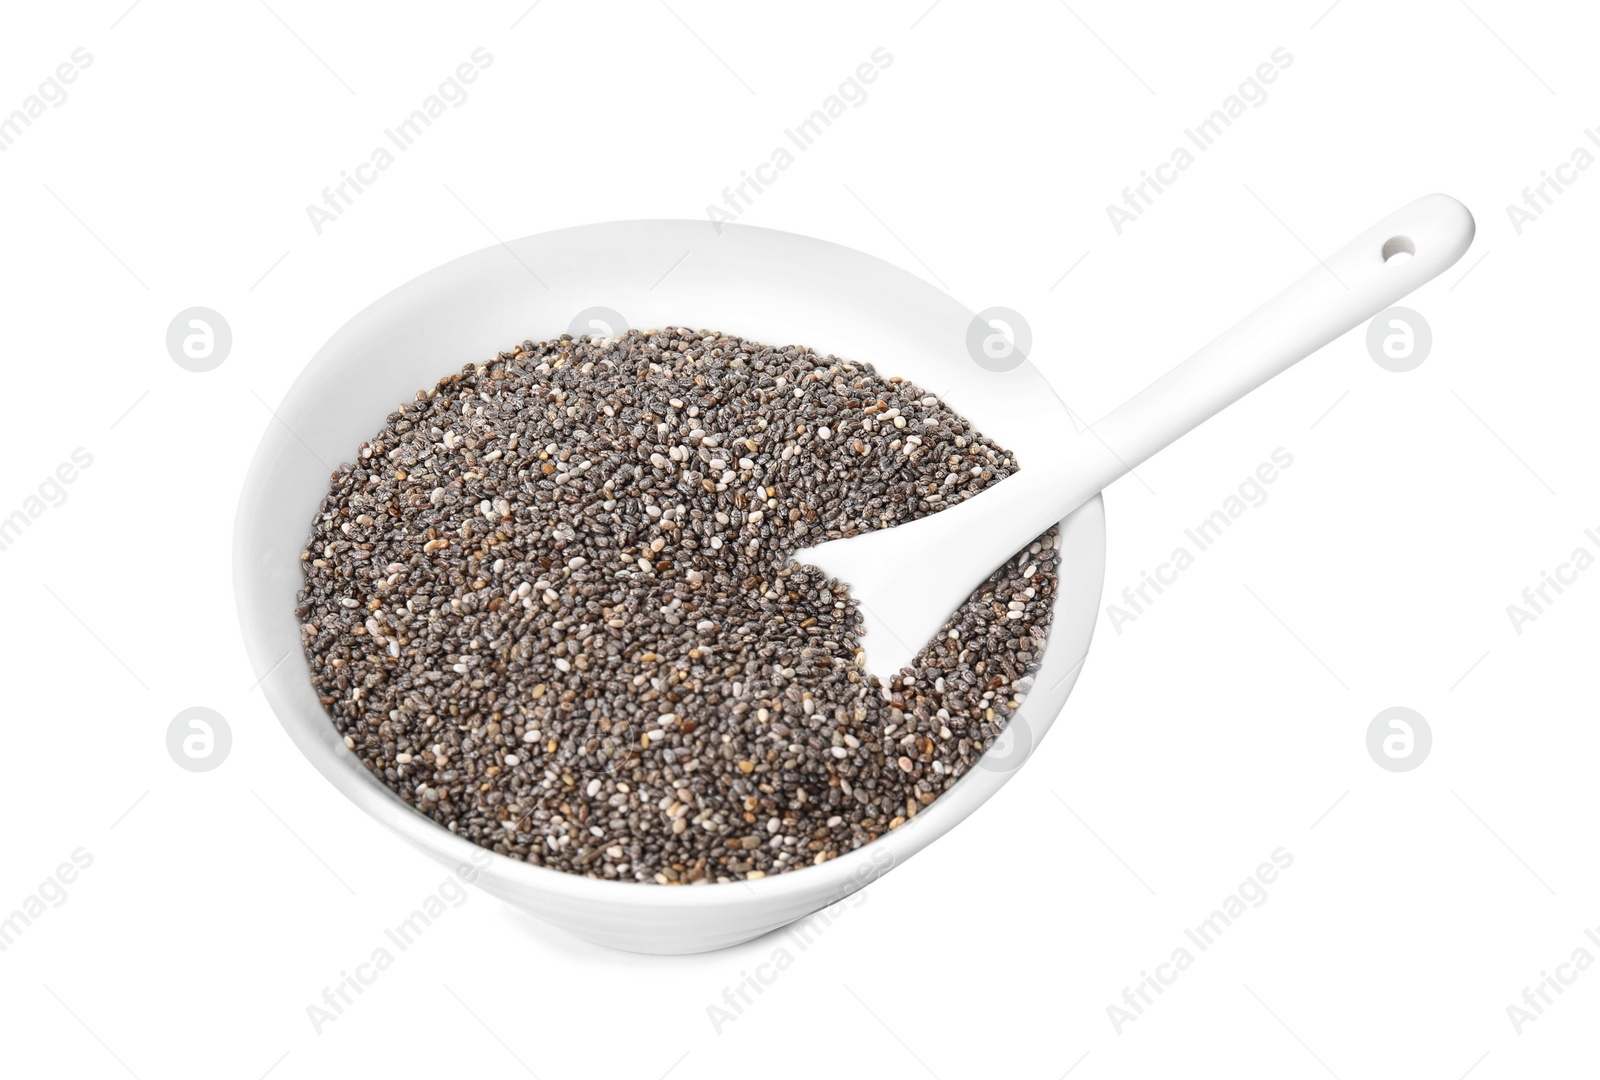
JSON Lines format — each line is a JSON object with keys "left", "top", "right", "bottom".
{"left": 234, "top": 220, "right": 1106, "bottom": 948}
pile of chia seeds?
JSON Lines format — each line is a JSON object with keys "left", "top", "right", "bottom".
{"left": 298, "top": 328, "right": 1059, "bottom": 883}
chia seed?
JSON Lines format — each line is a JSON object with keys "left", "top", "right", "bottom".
{"left": 297, "top": 328, "right": 1060, "bottom": 883}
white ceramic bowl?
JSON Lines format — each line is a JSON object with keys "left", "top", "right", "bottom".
{"left": 233, "top": 220, "right": 1106, "bottom": 953}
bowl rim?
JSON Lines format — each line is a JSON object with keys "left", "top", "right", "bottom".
{"left": 232, "top": 218, "right": 1107, "bottom": 912}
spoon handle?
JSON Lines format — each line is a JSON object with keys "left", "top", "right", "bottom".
{"left": 1080, "top": 193, "right": 1474, "bottom": 488}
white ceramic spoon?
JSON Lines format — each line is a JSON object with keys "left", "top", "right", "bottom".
{"left": 798, "top": 193, "right": 1476, "bottom": 680}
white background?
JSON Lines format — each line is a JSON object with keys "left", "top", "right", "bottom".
{"left": 1, "top": 1, "right": 1595, "bottom": 1077}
